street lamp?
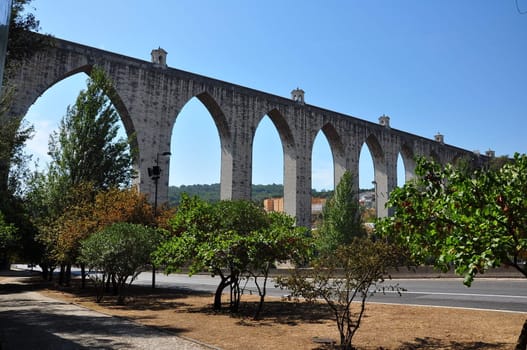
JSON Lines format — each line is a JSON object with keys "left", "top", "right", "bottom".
{"left": 148, "top": 151, "right": 171, "bottom": 289}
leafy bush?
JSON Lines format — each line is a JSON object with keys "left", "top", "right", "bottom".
{"left": 78, "top": 222, "right": 160, "bottom": 304}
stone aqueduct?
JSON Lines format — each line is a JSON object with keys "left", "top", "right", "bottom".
{"left": 8, "top": 35, "right": 489, "bottom": 227}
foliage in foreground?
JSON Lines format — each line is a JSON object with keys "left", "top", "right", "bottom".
{"left": 277, "top": 238, "right": 400, "bottom": 350}
{"left": 47, "top": 67, "right": 134, "bottom": 192}
{"left": 23, "top": 67, "right": 135, "bottom": 282}
{"left": 0, "top": 211, "right": 18, "bottom": 268}
{"left": 377, "top": 154, "right": 527, "bottom": 350}
{"left": 154, "top": 195, "right": 311, "bottom": 316}
{"left": 315, "top": 171, "right": 365, "bottom": 255}
{"left": 78, "top": 222, "right": 160, "bottom": 304}
{"left": 377, "top": 154, "right": 527, "bottom": 286}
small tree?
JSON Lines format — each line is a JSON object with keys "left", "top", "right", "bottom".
{"left": 29, "top": 67, "right": 134, "bottom": 283}
{"left": 246, "top": 211, "right": 312, "bottom": 319}
{"left": 316, "top": 171, "right": 365, "bottom": 255}
{"left": 78, "top": 222, "right": 160, "bottom": 304}
{"left": 277, "top": 238, "right": 399, "bottom": 350}
{"left": 155, "top": 197, "right": 268, "bottom": 312}
{"left": 155, "top": 195, "right": 311, "bottom": 314}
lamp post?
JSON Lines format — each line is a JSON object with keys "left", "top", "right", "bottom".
{"left": 148, "top": 151, "right": 171, "bottom": 289}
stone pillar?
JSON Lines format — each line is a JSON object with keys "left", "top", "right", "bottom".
{"left": 284, "top": 147, "right": 311, "bottom": 228}
{"left": 372, "top": 155, "right": 389, "bottom": 218}
{"left": 282, "top": 108, "right": 312, "bottom": 228}
{"left": 384, "top": 149, "right": 399, "bottom": 217}
{"left": 220, "top": 95, "right": 253, "bottom": 201}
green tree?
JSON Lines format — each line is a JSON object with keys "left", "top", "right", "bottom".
{"left": 155, "top": 195, "right": 311, "bottom": 314}
{"left": 246, "top": 211, "right": 312, "bottom": 319}
{"left": 0, "top": 88, "right": 34, "bottom": 195}
{"left": 6, "top": 0, "right": 44, "bottom": 65}
{"left": 78, "top": 222, "right": 160, "bottom": 304}
{"left": 24, "top": 67, "right": 134, "bottom": 281}
{"left": 0, "top": 0, "right": 52, "bottom": 271}
{"left": 0, "top": 84, "right": 39, "bottom": 270}
{"left": 377, "top": 154, "right": 527, "bottom": 349}
{"left": 277, "top": 238, "right": 400, "bottom": 350}
{"left": 155, "top": 197, "right": 268, "bottom": 312}
{"left": 316, "top": 171, "right": 365, "bottom": 255}
{"left": 3, "top": 0, "right": 51, "bottom": 84}
{"left": 0, "top": 210, "right": 18, "bottom": 268}
{"left": 377, "top": 155, "right": 527, "bottom": 285}
{"left": 48, "top": 67, "right": 133, "bottom": 192}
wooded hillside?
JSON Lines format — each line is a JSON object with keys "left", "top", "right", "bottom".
{"left": 168, "top": 184, "right": 335, "bottom": 206}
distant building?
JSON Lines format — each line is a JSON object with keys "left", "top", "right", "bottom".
{"left": 263, "top": 197, "right": 326, "bottom": 215}
{"left": 311, "top": 197, "right": 326, "bottom": 214}
{"left": 265, "top": 194, "right": 377, "bottom": 228}
{"left": 263, "top": 197, "right": 284, "bottom": 213}
{"left": 359, "top": 191, "right": 375, "bottom": 209}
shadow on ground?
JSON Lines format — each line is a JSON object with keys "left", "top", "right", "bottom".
{"left": 399, "top": 337, "right": 508, "bottom": 349}
{"left": 0, "top": 270, "right": 196, "bottom": 349}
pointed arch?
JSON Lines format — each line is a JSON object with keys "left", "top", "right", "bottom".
{"left": 252, "top": 114, "right": 283, "bottom": 186}
{"left": 312, "top": 130, "right": 334, "bottom": 192}
{"left": 169, "top": 91, "right": 232, "bottom": 199}
{"left": 252, "top": 108, "right": 297, "bottom": 216}
{"left": 169, "top": 95, "right": 224, "bottom": 192}
{"left": 23, "top": 67, "right": 138, "bottom": 176}
{"left": 318, "top": 122, "right": 346, "bottom": 188}
{"left": 266, "top": 108, "right": 296, "bottom": 151}
{"left": 399, "top": 142, "right": 416, "bottom": 183}
{"left": 361, "top": 134, "right": 388, "bottom": 217}
{"left": 17, "top": 64, "right": 136, "bottom": 143}
{"left": 195, "top": 92, "right": 231, "bottom": 145}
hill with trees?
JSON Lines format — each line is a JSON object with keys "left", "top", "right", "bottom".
{"left": 168, "top": 184, "right": 336, "bottom": 206}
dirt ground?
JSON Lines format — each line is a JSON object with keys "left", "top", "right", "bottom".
{"left": 23, "top": 276, "right": 524, "bottom": 350}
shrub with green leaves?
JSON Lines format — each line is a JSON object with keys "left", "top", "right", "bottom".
{"left": 78, "top": 222, "right": 160, "bottom": 303}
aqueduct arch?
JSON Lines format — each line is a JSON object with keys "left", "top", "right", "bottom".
{"left": 7, "top": 34, "right": 491, "bottom": 227}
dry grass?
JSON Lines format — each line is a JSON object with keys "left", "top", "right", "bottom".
{"left": 28, "top": 277, "right": 525, "bottom": 350}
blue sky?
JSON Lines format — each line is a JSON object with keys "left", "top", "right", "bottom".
{"left": 23, "top": 0, "right": 527, "bottom": 190}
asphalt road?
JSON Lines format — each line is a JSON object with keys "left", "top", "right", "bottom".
{"left": 14, "top": 265, "right": 527, "bottom": 313}
{"left": 134, "top": 272, "right": 527, "bottom": 313}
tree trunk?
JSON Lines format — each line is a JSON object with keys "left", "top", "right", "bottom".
{"left": 214, "top": 277, "right": 229, "bottom": 310}
{"left": 58, "top": 265, "right": 65, "bottom": 285}
{"left": 65, "top": 264, "right": 71, "bottom": 286}
{"left": 516, "top": 319, "right": 527, "bottom": 350}
{"left": 230, "top": 275, "right": 240, "bottom": 313}
{"left": 253, "top": 273, "right": 269, "bottom": 320}
{"left": 105, "top": 274, "right": 111, "bottom": 292}
{"left": 80, "top": 264, "right": 86, "bottom": 289}
{"left": 112, "top": 274, "right": 118, "bottom": 295}
{"left": 40, "top": 263, "right": 48, "bottom": 280}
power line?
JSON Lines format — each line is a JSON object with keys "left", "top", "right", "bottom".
{"left": 516, "top": 0, "right": 527, "bottom": 14}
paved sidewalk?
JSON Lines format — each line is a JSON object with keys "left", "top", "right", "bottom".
{"left": 0, "top": 275, "right": 215, "bottom": 350}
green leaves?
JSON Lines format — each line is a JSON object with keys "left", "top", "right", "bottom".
{"left": 79, "top": 222, "right": 160, "bottom": 303}
{"left": 316, "top": 171, "right": 365, "bottom": 255}
{"left": 377, "top": 154, "right": 527, "bottom": 286}
{"left": 48, "top": 67, "right": 133, "bottom": 192}
{"left": 277, "top": 238, "right": 400, "bottom": 348}
{"left": 154, "top": 195, "right": 312, "bottom": 313}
